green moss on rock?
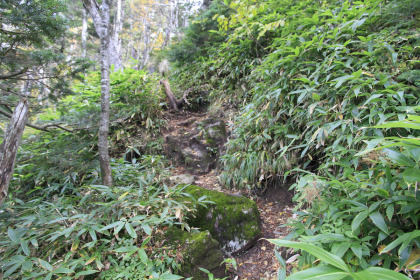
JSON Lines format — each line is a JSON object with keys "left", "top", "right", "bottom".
{"left": 165, "top": 227, "right": 225, "bottom": 279}
{"left": 184, "top": 185, "right": 261, "bottom": 255}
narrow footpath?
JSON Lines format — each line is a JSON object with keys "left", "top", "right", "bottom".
{"left": 162, "top": 111, "right": 296, "bottom": 279}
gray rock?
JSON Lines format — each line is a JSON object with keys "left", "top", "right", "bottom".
{"left": 169, "top": 174, "right": 195, "bottom": 185}
{"left": 184, "top": 185, "right": 261, "bottom": 256}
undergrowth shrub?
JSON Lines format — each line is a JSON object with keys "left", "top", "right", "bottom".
{"left": 287, "top": 116, "right": 420, "bottom": 277}
{"left": 170, "top": 0, "right": 420, "bottom": 277}
{"left": 0, "top": 157, "right": 206, "bottom": 279}
{"left": 219, "top": 0, "right": 420, "bottom": 189}
{"left": 13, "top": 68, "right": 167, "bottom": 193}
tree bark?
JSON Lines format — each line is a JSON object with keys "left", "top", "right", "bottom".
{"left": 82, "top": 7, "right": 88, "bottom": 58}
{"left": 110, "top": 0, "right": 125, "bottom": 70}
{"left": 98, "top": 0, "right": 113, "bottom": 186}
{"left": 81, "top": 0, "right": 113, "bottom": 186}
{"left": 82, "top": 0, "right": 123, "bottom": 70}
{"left": 140, "top": 17, "right": 151, "bottom": 70}
{"left": 0, "top": 100, "right": 29, "bottom": 206}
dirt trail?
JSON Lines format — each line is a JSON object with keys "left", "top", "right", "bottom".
{"left": 163, "top": 111, "right": 295, "bottom": 280}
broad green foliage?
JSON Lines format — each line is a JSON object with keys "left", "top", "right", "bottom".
{"left": 13, "top": 69, "right": 166, "bottom": 193}
{"left": 66, "top": 68, "right": 165, "bottom": 131}
{"left": 219, "top": 0, "right": 419, "bottom": 189}
{"left": 269, "top": 239, "right": 411, "bottom": 280}
{"left": 0, "top": 157, "right": 204, "bottom": 279}
{"left": 282, "top": 107, "right": 420, "bottom": 277}
{"left": 170, "top": 0, "right": 420, "bottom": 277}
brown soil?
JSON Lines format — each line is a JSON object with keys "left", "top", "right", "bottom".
{"left": 164, "top": 111, "right": 296, "bottom": 280}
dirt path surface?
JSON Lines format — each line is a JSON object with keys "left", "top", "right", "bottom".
{"left": 163, "top": 111, "right": 295, "bottom": 279}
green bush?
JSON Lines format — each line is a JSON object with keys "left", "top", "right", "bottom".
{"left": 0, "top": 157, "right": 205, "bottom": 279}
{"left": 13, "top": 68, "right": 167, "bottom": 194}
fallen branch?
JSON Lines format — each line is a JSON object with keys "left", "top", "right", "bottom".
{"left": 0, "top": 67, "right": 28, "bottom": 80}
{"left": 160, "top": 80, "right": 195, "bottom": 110}
{"left": 0, "top": 108, "right": 73, "bottom": 133}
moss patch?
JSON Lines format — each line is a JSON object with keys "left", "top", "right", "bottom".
{"left": 165, "top": 227, "right": 225, "bottom": 279}
{"left": 184, "top": 185, "right": 261, "bottom": 255}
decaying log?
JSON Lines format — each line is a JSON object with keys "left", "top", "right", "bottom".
{"left": 160, "top": 79, "right": 192, "bottom": 110}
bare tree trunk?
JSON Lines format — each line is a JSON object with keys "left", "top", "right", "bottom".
{"left": 98, "top": 0, "right": 113, "bottom": 186}
{"left": 82, "top": 0, "right": 113, "bottom": 186}
{"left": 82, "top": 7, "right": 88, "bottom": 58}
{"left": 0, "top": 100, "right": 29, "bottom": 206}
{"left": 82, "top": 0, "right": 123, "bottom": 71}
{"left": 140, "top": 17, "right": 151, "bottom": 70}
{"left": 110, "top": 0, "right": 125, "bottom": 70}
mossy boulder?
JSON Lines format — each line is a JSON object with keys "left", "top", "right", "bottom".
{"left": 165, "top": 118, "right": 226, "bottom": 175}
{"left": 165, "top": 227, "right": 225, "bottom": 279}
{"left": 185, "top": 185, "right": 261, "bottom": 255}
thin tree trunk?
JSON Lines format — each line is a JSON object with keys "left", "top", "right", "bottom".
{"left": 0, "top": 100, "right": 29, "bottom": 206}
{"left": 83, "top": 0, "right": 123, "bottom": 70}
{"left": 98, "top": 0, "right": 113, "bottom": 186}
{"left": 82, "top": 7, "right": 88, "bottom": 58}
{"left": 140, "top": 17, "right": 151, "bottom": 70}
{"left": 82, "top": 0, "right": 114, "bottom": 186}
{"left": 110, "top": 0, "right": 125, "bottom": 70}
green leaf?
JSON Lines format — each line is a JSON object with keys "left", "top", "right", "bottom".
{"left": 38, "top": 259, "right": 53, "bottom": 271}
{"left": 374, "top": 121, "right": 420, "bottom": 130}
{"left": 350, "top": 243, "right": 362, "bottom": 260}
{"left": 363, "top": 94, "right": 383, "bottom": 106}
{"left": 139, "top": 248, "right": 148, "bottom": 263}
{"left": 21, "top": 240, "right": 30, "bottom": 256}
{"left": 352, "top": 211, "right": 369, "bottom": 233}
{"left": 332, "top": 242, "right": 351, "bottom": 258}
{"left": 3, "top": 263, "right": 21, "bottom": 278}
{"left": 100, "top": 221, "right": 124, "bottom": 231}
{"left": 75, "top": 270, "right": 99, "bottom": 277}
{"left": 159, "top": 273, "right": 183, "bottom": 280}
{"left": 356, "top": 267, "right": 410, "bottom": 280}
{"left": 141, "top": 236, "right": 152, "bottom": 249}
{"left": 383, "top": 149, "right": 416, "bottom": 167}
{"left": 333, "top": 75, "right": 353, "bottom": 88}
{"left": 53, "top": 267, "right": 74, "bottom": 274}
{"left": 268, "top": 240, "right": 349, "bottom": 272}
{"left": 381, "top": 231, "right": 420, "bottom": 253}
{"left": 401, "top": 203, "right": 420, "bottom": 214}
{"left": 125, "top": 223, "right": 137, "bottom": 239}
{"left": 403, "top": 168, "right": 420, "bottom": 183}
{"left": 114, "top": 246, "right": 138, "bottom": 253}
{"left": 369, "top": 212, "right": 389, "bottom": 234}
{"left": 286, "top": 265, "right": 348, "bottom": 280}
{"left": 142, "top": 224, "right": 152, "bottom": 235}
{"left": 8, "top": 227, "right": 20, "bottom": 243}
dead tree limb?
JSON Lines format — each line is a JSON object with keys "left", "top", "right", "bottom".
{"left": 0, "top": 67, "right": 28, "bottom": 80}
{"left": 160, "top": 79, "right": 194, "bottom": 110}
{"left": 0, "top": 100, "right": 29, "bottom": 206}
{"left": 160, "top": 79, "right": 180, "bottom": 110}
{"left": 0, "top": 108, "right": 73, "bottom": 132}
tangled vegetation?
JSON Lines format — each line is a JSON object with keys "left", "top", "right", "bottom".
{"left": 170, "top": 0, "right": 420, "bottom": 278}
{"left": 1, "top": 0, "right": 419, "bottom": 279}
